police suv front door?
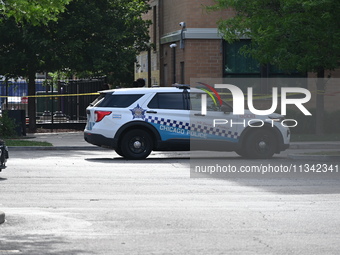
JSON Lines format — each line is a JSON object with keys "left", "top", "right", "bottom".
{"left": 189, "top": 92, "right": 241, "bottom": 151}
{"left": 145, "top": 92, "right": 190, "bottom": 149}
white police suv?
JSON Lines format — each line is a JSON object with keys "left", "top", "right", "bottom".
{"left": 84, "top": 85, "right": 290, "bottom": 159}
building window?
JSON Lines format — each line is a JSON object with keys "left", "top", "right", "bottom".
{"left": 153, "top": 5, "right": 157, "bottom": 51}
{"left": 180, "top": 62, "right": 185, "bottom": 84}
{"left": 224, "top": 40, "right": 260, "bottom": 76}
{"left": 223, "top": 40, "right": 306, "bottom": 78}
{"left": 163, "top": 64, "right": 168, "bottom": 86}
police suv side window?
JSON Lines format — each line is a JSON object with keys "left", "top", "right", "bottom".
{"left": 148, "top": 93, "right": 186, "bottom": 110}
{"left": 189, "top": 93, "right": 233, "bottom": 112}
{"left": 90, "top": 93, "right": 106, "bottom": 106}
{"left": 98, "top": 94, "right": 143, "bottom": 108}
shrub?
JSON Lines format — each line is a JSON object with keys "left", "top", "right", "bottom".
{"left": 0, "top": 111, "right": 17, "bottom": 138}
{"left": 285, "top": 109, "right": 340, "bottom": 134}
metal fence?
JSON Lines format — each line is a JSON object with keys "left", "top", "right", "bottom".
{"left": 0, "top": 77, "right": 105, "bottom": 123}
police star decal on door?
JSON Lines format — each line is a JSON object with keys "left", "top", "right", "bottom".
{"left": 130, "top": 104, "right": 146, "bottom": 119}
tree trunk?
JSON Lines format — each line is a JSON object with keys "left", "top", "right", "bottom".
{"left": 27, "top": 69, "right": 37, "bottom": 133}
{"left": 315, "top": 68, "right": 325, "bottom": 135}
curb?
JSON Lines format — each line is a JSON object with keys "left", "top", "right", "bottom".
{"left": 288, "top": 154, "right": 340, "bottom": 161}
{"left": 8, "top": 146, "right": 105, "bottom": 151}
{"left": 290, "top": 143, "right": 340, "bottom": 149}
{"left": 0, "top": 211, "right": 5, "bottom": 224}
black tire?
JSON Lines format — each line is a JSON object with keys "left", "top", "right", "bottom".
{"left": 120, "top": 129, "right": 152, "bottom": 160}
{"left": 235, "top": 149, "right": 248, "bottom": 158}
{"left": 244, "top": 129, "right": 276, "bottom": 159}
{"left": 114, "top": 147, "right": 124, "bottom": 157}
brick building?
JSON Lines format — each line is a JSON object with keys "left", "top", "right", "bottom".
{"left": 135, "top": 0, "right": 234, "bottom": 87}
{"left": 134, "top": 0, "right": 339, "bottom": 113}
{"left": 134, "top": 0, "right": 310, "bottom": 87}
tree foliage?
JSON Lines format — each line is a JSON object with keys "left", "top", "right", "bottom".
{"left": 0, "top": 111, "right": 17, "bottom": 138}
{"left": 0, "top": 0, "right": 71, "bottom": 25}
{"left": 209, "top": 0, "right": 340, "bottom": 74}
{"left": 0, "top": 0, "right": 150, "bottom": 78}
{"left": 0, "top": 0, "right": 151, "bottom": 132}
{"left": 209, "top": 0, "right": 340, "bottom": 135}
{"left": 49, "top": 0, "right": 151, "bottom": 80}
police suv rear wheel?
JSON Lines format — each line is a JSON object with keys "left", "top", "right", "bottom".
{"left": 120, "top": 129, "right": 152, "bottom": 160}
{"left": 245, "top": 129, "right": 276, "bottom": 159}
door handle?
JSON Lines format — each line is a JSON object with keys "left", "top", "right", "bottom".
{"left": 146, "top": 110, "right": 157, "bottom": 114}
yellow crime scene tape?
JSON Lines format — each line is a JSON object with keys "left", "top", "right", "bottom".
{"left": 0, "top": 92, "right": 100, "bottom": 98}
{"left": 218, "top": 92, "right": 307, "bottom": 101}
{"left": 0, "top": 89, "right": 334, "bottom": 100}
{"left": 0, "top": 91, "right": 276, "bottom": 100}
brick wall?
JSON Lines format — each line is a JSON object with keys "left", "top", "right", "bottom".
{"left": 184, "top": 40, "right": 223, "bottom": 80}
{"left": 136, "top": 0, "right": 340, "bottom": 109}
{"left": 161, "top": 39, "right": 223, "bottom": 86}
{"left": 162, "top": 0, "right": 234, "bottom": 33}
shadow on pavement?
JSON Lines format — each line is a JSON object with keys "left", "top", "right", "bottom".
{"left": 0, "top": 234, "right": 88, "bottom": 255}
{"left": 190, "top": 156, "right": 340, "bottom": 195}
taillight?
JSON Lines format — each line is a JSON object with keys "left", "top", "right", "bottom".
{"left": 94, "top": 111, "right": 112, "bottom": 122}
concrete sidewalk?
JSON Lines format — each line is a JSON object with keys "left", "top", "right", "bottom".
{"left": 8, "top": 131, "right": 100, "bottom": 151}
{"left": 290, "top": 141, "right": 340, "bottom": 149}
{"left": 27, "top": 131, "right": 87, "bottom": 147}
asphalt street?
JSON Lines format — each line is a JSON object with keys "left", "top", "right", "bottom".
{"left": 0, "top": 145, "right": 339, "bottom": 254}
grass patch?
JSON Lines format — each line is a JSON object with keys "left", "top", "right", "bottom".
{"left": 291, "top": 134, "right": 340, "bottom": 142}
{"left": 4, "top": 139, "right": 52, "bottom": 147}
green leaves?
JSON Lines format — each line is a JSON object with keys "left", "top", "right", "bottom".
{"left": 0, "top": 0, "right": 150, "bottom": 82}
{"left": 210, "top": 0, "right": 340, "bottom": 73}
{"left": 0, "top": 111, "right": 17, "bottom": 138}
{"left": 1, "top": 0, "right": 72, "bottom": 25}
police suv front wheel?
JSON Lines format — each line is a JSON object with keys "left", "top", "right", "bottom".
{"left": 245, "top": 129, "right": 276, "bottom": 159}
{"left": 235, "top": 149, "right": 248, "bottom": 158}
{"left": 120, "top": 129, "right": 153, "bottom": 160}
{"left": 114, "top": 147, "right": 124, "bottom": 157}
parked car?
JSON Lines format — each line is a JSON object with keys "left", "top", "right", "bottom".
{"left": 0, "top": 139, "right": 9, "bottom": 170}
{"left": 84, "top": 85, "right": 290, "bottom": 159}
